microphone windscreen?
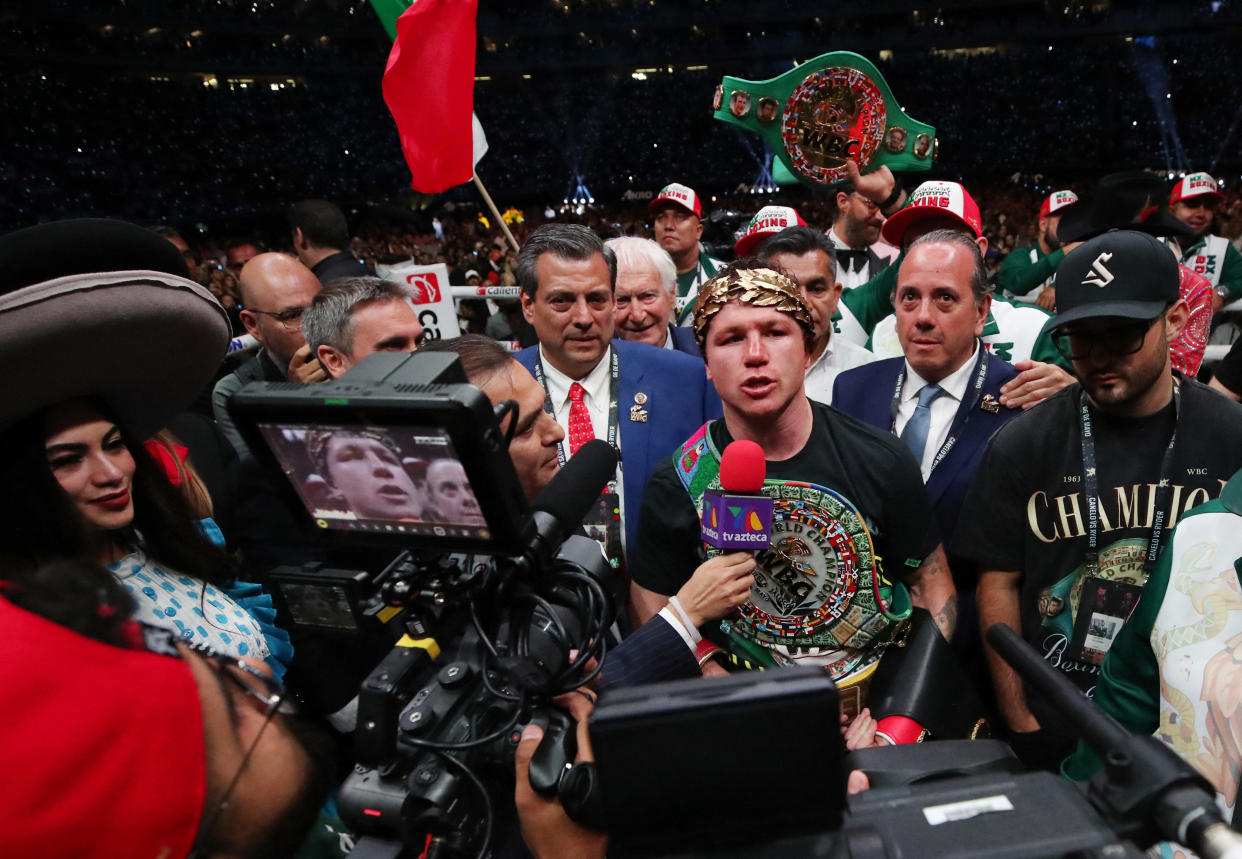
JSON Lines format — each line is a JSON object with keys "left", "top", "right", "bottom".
{"left": 719, "top": 440, "right": 766, "bottom": 493}
{"left": 532, "top": 439, "right": 618, "bottom": 540}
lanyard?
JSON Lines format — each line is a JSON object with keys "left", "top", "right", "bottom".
{"left": 533, "top": 348, "right": 620, "bottom": 468}
{"left": 889, "top": 344, "right": 989, "bottom": 474}
{"left": 1078, "top": 377, "right": 1180, "bottom": 576}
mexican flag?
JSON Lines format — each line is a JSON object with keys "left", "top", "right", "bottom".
{"left": 375, "top": 0, "right": 487, "bottom": 193}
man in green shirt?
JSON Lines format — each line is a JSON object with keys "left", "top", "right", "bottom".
{"left": 648, "top": 183, "right": 725, "bottom": 326}
{"left": 997, "top": 189, "right": 1079, "bottom": 307}
{"left": 1167, "top": 171, "right": 1242, "bottom": 311}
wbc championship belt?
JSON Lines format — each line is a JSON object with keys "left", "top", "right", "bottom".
{"left": 675, "top": 426, "right": 911, "bottom": 698}
{"left": 712, "top": 51, "right": 936, "bottom": 187}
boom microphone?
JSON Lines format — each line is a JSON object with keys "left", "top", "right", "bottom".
{"left": 986, "top": 623, "right": 1242, "bottom": 859}
{"left": 701, "top": 440, "right": 773, "bottom": 551}
{"left": 528, "top": 439, "right": 618, "bottom": 560}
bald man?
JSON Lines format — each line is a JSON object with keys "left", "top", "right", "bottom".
{"left": 212, "top": 252, "right": 324, "bottom": 455}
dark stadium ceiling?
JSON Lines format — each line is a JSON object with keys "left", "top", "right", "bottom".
{"left": 3, "top": 0, "right": 1238, "bottom": 80}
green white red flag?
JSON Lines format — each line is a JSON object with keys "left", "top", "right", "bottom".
{"left": 380, "top": 0, "right": 481, "bottom": 193}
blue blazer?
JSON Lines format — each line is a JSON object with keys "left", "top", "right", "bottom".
{"left": 598, "top": 615, "right": 700, "bottom": 692}
{"left": 831, "top": 352, "right": 1020, "bottom": 544}
{"left": 516, "top": 338, "right": 722, "bottom": 571}
{"left": 667, "top": 325, "right": 701, "bottom": 358}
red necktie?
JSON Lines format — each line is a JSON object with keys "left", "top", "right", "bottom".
{"left": 567, "top": 382, "right": 595, "bottom": 456}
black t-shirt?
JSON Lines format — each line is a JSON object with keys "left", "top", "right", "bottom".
{"left": 634, "top": 401, "right": 939, "bottom": 599}
{"left": 1214, "top": 337, "right": 1242, "bottom": 395}
{"left": 954, "top": 376, "right": 1242, "bottom": 734}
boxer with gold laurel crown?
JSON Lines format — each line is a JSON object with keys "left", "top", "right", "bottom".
{"left": 630, "top": 260, "right": 957, "bottom": 740}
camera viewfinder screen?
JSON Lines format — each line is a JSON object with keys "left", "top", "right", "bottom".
{"left": 257, "top": 422, "right": 491, "bottom": 540}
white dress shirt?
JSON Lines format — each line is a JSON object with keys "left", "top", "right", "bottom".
{"left": 803, "top": 336, "right": 877, "bottom": 405}
{"left": 893, "top": 342, "right": 980, "bottom": 480}
{"left": 539, "top": 345, "right": 615, "bottom": 453}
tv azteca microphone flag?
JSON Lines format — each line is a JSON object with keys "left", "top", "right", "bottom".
{"left": 700, "top": 491, "right": 774, "bottom": 550}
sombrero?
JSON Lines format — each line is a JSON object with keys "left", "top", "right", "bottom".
{"left": 0, "top": 219, "right": 230, "bottom": 438}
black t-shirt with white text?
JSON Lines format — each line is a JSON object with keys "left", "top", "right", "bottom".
{"left": 954, "top": 376, "right": 1242, "bottom": 735}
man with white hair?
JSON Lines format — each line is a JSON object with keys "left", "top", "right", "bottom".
{"left": 606, "top": 236, "right": 699, "bottom": 355}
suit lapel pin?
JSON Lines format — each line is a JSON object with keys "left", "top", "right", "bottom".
{"left": 980, "top": 394, "right": 1000, "bottom": 414}
{"left": 631, "top": 392, "right": 649, "bottom": 422}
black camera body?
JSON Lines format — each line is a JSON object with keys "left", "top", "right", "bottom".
{"left": 340, "top": 655, "right": 529, "bottom": 852}
{"left": 232, "top": 351, "right": 618, "bottom": 857}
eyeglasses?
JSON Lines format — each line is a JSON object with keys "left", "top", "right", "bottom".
{"left": 185, "top": 645, "right": 297, "bottom": 857}
{"left": 245, "top": 305, "right": 308, "bottom": 329}
{"left": 851, "top": 193, "right": 879, "bottom": 212}
{"left": 1052, "top": 316, "right": 1159, "bottom": 361}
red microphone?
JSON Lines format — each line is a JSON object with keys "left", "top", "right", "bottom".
{"left": 719, "top": 440, "right": 765, "bottom": 493}
{"left": 701, "top": 440, "right": 773, "bottom": 551}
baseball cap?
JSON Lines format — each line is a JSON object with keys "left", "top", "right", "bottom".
{"left": 1039, "top": 189, "right": 1079, "bottom": 220}
{"left": 1046, "top": 230, "right": 1179, "bottom": 333}
{"left": 1169, "top": 171, "right": 1223, "bottom": 207}
{"left": 464, "top": 269, "right": 480, "bottom": 281}
{"left": 733, "top": 206, "right": 808, "bottom": 256}
{"left": 880, "top": 181, "right": 982, "bottom": 247}
{"left": 648, "top": 183, "right": 703, "bottom": 218}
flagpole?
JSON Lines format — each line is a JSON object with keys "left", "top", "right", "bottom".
{"left": 473, "top": 173, "right": 520, "bottom": 255}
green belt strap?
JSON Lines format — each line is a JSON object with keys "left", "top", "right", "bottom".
{"left": 713, "top": 51, "right": 936, "bottom": 187}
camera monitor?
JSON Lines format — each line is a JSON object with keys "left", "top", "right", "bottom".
{"left": 229, "top": 351, "right": 533, "bottom": 556}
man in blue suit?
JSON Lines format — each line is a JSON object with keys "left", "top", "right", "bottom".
{"left": 832, "top": 230, "right": 1070, "bottom": 658}
{"left": 833, "top": 230, "right": 1023, "bottom": 550}
{"left": 514, "top": 224, "right": 722, "bottom": 585}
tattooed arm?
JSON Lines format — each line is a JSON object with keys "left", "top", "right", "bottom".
{"left": 906, "top": 544, "right": 957, "bottom": 640}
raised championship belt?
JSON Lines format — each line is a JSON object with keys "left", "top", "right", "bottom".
{"left": 712, "top": 51, "right": 936, "bottom": 188}
{"left": 674, "top": 423, "right": 911, "bottom": 686}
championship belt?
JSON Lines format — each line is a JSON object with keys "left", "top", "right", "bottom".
{"left": 712, "top": 51, "right": 936, "bottom": 187}
{"left": 674, "top": 425, "right": 911, "bottom": 700}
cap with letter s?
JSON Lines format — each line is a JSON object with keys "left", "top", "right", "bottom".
{"left": 1046, "top": 229, "right": 1179, "bottom": 333}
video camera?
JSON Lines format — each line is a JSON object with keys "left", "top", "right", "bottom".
{"left": 231, "top": 351, "right": 621, "bottom": 857}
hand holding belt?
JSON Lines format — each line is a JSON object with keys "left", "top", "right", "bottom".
{"left": 712, "top": 51, "right": 937, "bottom": 188}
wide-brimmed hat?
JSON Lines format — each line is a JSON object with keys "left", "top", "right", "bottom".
{"left": 1057, "top": 171, "right": 1196, "bottom": 244}
{"left": 0, "top": 219, "right": 230, "bottom": 438}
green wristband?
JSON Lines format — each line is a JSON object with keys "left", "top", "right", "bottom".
{"left": 713, "top": 51, "right": 937, "bottom": 187}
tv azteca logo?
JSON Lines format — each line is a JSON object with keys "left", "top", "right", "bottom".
{"left": 705, "top": 497, "right": 768, "bottom": 534}
{"left": 405, "top": 272, "right": 442, "bottom": 304}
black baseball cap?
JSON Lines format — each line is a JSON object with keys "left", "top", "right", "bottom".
{"left": 1045, "top": 230, "right": 1179, "bottom": 333}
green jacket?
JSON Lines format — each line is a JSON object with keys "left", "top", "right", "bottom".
{"left": 1062, "top": 467, "right": 1242, "bottom": 783}
{"left": 997, "top": 244, "right": 1064, "bottom": 302}
{"left": 1180, "top": 235, "right": 1242, "bottom": 302}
